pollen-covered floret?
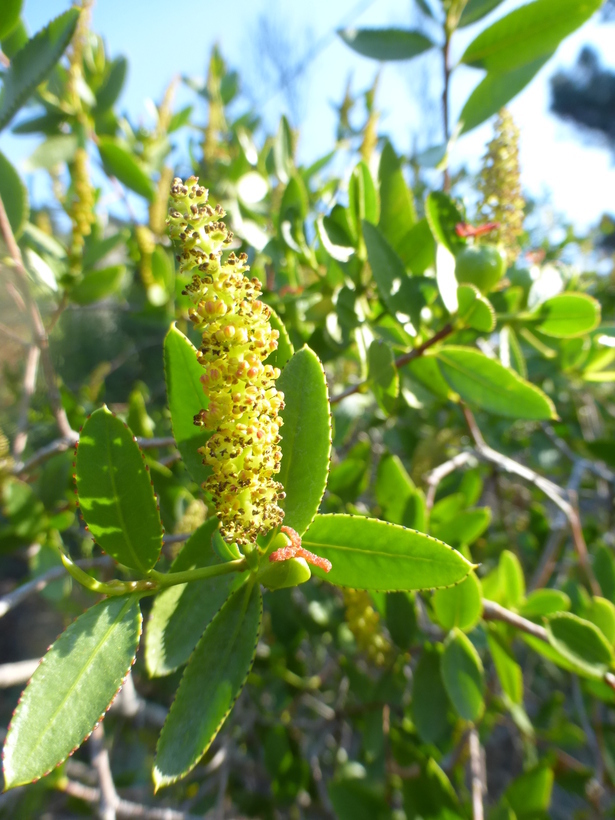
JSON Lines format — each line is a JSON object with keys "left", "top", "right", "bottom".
{"left": 167, "top": 177, "right": 285, "bottom": 545}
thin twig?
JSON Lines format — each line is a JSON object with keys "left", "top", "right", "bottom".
{"left": 543, "top": 423, "right": 615, "bottom": 484}
{"left": 468, "top": 728, "right": 485, "bottom": 820}
{"left": 12, "top": 345, "right": 40, "bottom": 459}
{"left": 0, "top": 556, "right": 111, "bottom": 618}
{"left": 13, "top": 434, "right": 177, "bottom": 475}
{"left": 424, "top": 451, "right": 474, "bottom": 512}
{"left": 462, "top": 406, "right": 600, "bottom": 596}
{"left": 330, "top": 323, "right": 454, "bottom": 404}
{"left": 0, "top": 192, "right": 76, "bottom": 442}
{"left": 61, "top": 778, "right": 201, "bottom": 819}
{"left": 481, "top": 599, "right": 615, "bottom": 693}
{"left": 90, "top": 724, "right": 119, "bottom": 820}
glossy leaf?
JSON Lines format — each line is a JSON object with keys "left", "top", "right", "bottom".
{"left": 378, "top": 142, "right": 416, "bottom": 252}
{"left": 546, "top": 612, "right": 614, "bottom": 677}
{"left": 459, "top": 0, "right": 505, "bottom": 27}
{"left": 278, "top": 347, "right": 331, "bottom": 535}
{"left": 505, "top": 765, "right": 554, "bottom": 818}
{"left": 425, "top": 191, "right": 465, "bottom": 254}
{"left": 338, "top": 27, "right": 434, "bottom": 61}
{"left": 76, "top": 407, "right": 162, "bottom": 572}
{"left": 98, "top": 137, "right": 155, "bottom": 201}
{"left": 0, "top": 149, "right": 28, "bottom": 237}
{"left": 363, "top": 220, "right": 417, "bottom": 321}
{"left": 459, "top": 55, "right": 551, "bottom": 134}
{"left": 488, "top": 631, "right": 523, "bottom": 704}
{"left": 386, "top": 592, "right": 417, "bottom": 650}
{"left": 530, "top": 293, "right": 601, "bottom": 338}
{"left": 348, "top": 161, "right": 379, "bottom": 236}
{"left": 457, "top": 284, "right": 495, "bottom": 331}
{"left": 0, "top": 0, "right": 22, "bottom": 40}
{"left": 70, "top": 265, "right": 125, "bottom": 305}
{"left": 434, "top": 346, "right": 557, "bottom": 420}
{"left": 398, "top": 218, "right": 435, "bottom": 272}
{"left": 304, "top": 514, "right": 474, "bottom": 591}
{"left": 375, "top": 453, "right": 425, "bottom": 530}
{"left": 95, "top": 56, "right": 128, "bottom": 112}
{"left": 411, "top": 646, "right": 451, "bottom": 744}
{"left": 0, "top": 9, "right": 80, "bottom": 132}
{"left": 403, "top": 758, "right": 462, "bottom": 819}
{"left": 154, "top": 581, "right": 262, "bottom": 788}
{"left": 266, "top": 308, "right": 294, "bottom": 370}
{"left": 518, "top": 588, "right": 570, "bottom": 619}
{"left": 499, "top": 550, "right": 525, "bottom": 607}
{"left": 368, "top": 339, "right": 399, "bottom": 414}
{"left": 431, "top": 508, "right": 491, "bottom": 546}
{"left": 441, "top": 628, "right": 485, "bottom": 721}
{"left": 433, "top": 572, "right": 482, "bottom": 632}
{"left": 461, "top": 0, "right": 602, "bottom": 72}
{"left": 585, "top": 597, "right": 615, "bottom": 645}
{"left": 145, "top": 518, "right": 247, "bottom": 677}
{"left": 164, "top": 324, "right": 212, "bottom": 486}
{"left": 3, "top": 595, "right": 141, "bottom": 789}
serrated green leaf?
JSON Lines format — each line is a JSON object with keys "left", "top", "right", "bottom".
{"left": 500, "top": 550, "right": 525, "bottom": 607}
{"left": 76, "top": 406, "right": 162, "bottom": 572}
{"left": 425, "top": 191, "right": 465, "bottom": 254}
{"left": 411, "top": 646, "right": 451, "bottom": 743}
{"left": 145, "top": 518, "right": 247, "bottom": 677}
{"left": 505, "top": 765, "right": 553, "bottom": 819}
{"left": 459, "top": 55, "right": 552, "bottom": 135}
{"left": 431, "top": 507, "right": 491, "bottom": 546}
{"left": 95, "top": 56, "right": 128, "bottom": 113}
{"left": 546, "top": 612, "right": 614, "bottom": 677}
{"left": 488, "top": 631, "right": 523, "bottom": 704}
{"left": 461, "top": 0, "right": 602, "bottom": 72}
{"left": 530, "top": 292, "right": 601, "bottom": 338}
{"left": 457, "top": 284, "right": 495, "bottom": 331}
{"left": 441, "top": 627, "right": 485, "bottom": 721}
{"left": 70, "top": 265, "right": 125, "bottom": 305}
{"left": 338, "top": 27, "right": 434, "bottom": 61}
{"left": 585, "top": 597, "right": 615, "bottom": 645}
{"left": 434, "top": 345, "right": 557, "bottom": 420}
{"left": 375, "top": 453, "right": 425, "bottom": 529}
{"left": 398, "top": 217, "right": 435, "bottom": 272}
{"left": 518, "top": 589, "right": 570, "bottom": 619}
{"left": 154, "top": 581, "right": 262, "bottom": 789}
{"left": 164, "top": 323, "right": 212, "bottom": 486}
{"left": 386, "top": 591, "right": 417, "bottom": 649}
{"left": 459, "top": 0, "right": 505, "bottom": 27}
{"left": 0, "top": 9, "right": 80, "bottom": 132}
{"left": 98, "top": 137, "right": 155, "bottom": 201}
{"left": 3, "top": 595, "right": 141, "bottom": 789}
{"left": 348, "top": 161, "right": 379, "bottom": 237}
{"left": 266, "top": 307, "right": 294, "bottom": 370}
{"left": 278, "top": 347, "right": 331, "bottom": 535}
{"left": 403, "top": 758, "right": 462, "bottom": 819}
{"left": 378, "top": 142, "right": 416, "bottom": 254}
{"left": 433, "top": 572, "right": 482, "bottom": 632}
{"left": 304, "top": 514, "right": 473, "bottom": 591}
{"left": 0, "top": 0, "right": 22, "bottom": 40}
{"left": 368, "top": 339, "right": 399, "bottom": 414}
{"left": 0, "top": 149, "right": 28, "bottom": 237}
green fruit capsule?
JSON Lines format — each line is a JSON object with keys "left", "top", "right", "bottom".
{"left": 259, "top": 557, "right": 311, "bottom": 590}
{"left": 455, "top": 244, "right": 506, "bottom": 294}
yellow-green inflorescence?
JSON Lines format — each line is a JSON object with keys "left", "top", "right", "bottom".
{"left": 167, "top": 176, "right": 285, "bottom": 546}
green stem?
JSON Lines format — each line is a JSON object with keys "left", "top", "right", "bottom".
{"left": 149, "top": 557, "right": 248, "bottom": 586}
{"left": 55, "top": 547, "right": 157, "bottom": 596}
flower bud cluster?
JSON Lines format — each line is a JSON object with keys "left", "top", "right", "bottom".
{"left": 167, "top": 177, "right": 285, "bottom": 545}
{"left": 343, "top": 589, "right": 391, "bottom": 667}
{"left": 478, "top": 108, "right": 525, "bottom": 265}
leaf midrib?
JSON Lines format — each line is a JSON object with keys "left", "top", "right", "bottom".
{"left": 15, "top": 597, "right": 136, "bottom": 780}
{"left": 302, "top": 538, "right": 459, "bottom": 566}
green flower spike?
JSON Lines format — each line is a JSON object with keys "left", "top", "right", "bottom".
{"left": 167, "top": 176, "right": 285, "bottom": 546}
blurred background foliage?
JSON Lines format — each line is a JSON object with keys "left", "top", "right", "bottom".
{"left": 1, "top": 0, "right": 615, "bottom": 818}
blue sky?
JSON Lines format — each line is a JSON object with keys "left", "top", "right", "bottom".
{"left": 4, "top": 0, "right": 615, "bottom": 231}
